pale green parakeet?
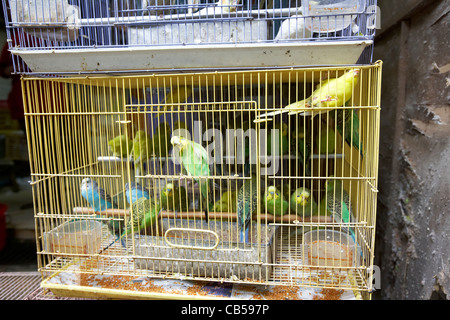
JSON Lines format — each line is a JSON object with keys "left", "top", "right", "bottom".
{"left": 160, "top": 182, "right": 188, "bottom": 212}
{"left": 237, "top": 176, "right": 258, "bottom": 243}
{"left": 108, "top": 134, "right": 132, "bottom": 158}
{"left": 289, "top": 187, "right": 318, "bottom": 216}
{"left": 264, "top": 185, "right": 289, "bottom": 216}
{"left": 170, "top": 135, "right": 210, "bottom": 213}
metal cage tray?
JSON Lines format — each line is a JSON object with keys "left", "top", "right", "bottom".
{"left": 133, "top": 218, "right": 278, "bottom": 281}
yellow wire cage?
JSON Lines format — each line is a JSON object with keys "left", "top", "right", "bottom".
{"left": 22, "top": 62, "right": 382, "bottom": 300}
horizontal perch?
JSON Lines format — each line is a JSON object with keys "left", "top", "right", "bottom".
{"left": 72, "top": 207, "right": 332, "bottom": 223}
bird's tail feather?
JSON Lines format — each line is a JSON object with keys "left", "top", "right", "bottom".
{"left": 239, "top": 228, "right": 249, "bottom": 244}
{"left": 257, "top": 109, "right": 288, "bottom": 119}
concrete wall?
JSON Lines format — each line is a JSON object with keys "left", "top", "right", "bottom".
{"left": 373, "top": 0, "right": 449, "bottom": 299}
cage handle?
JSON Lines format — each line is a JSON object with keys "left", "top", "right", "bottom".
{"left": 164, "top": 228, "right": 220, "bottom": 250}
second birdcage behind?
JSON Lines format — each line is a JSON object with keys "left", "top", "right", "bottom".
{"left": 23, "top": 62, "right": 381, "bottom": 299}
{"left": 4, "top": 0, "right": 378, "bottom": 74}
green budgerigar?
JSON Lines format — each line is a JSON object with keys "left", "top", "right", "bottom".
{"left": 289, "top": 187, "right": 318, "bottom": 217}
{"left": 120, "top": 197, "right": 161, "bottom": 245}
{"left": 237, "top": 176, "right": 258, "bottom": 243}
{"left": 108, "top": 134, "right": 132, "bottom": 158}
{"left": 150, "top": 122, "right": 172, "bottom": 158}
{"left": 264, "top": 185, "right": 289, "bottom": 216}
{"left": 325, "top": 179, "right": 356, "bottom": 241}
{"left": 170, "top": 135, "right": 210, "bottom": 213}
{"left": 160, "top": 182, "right": 188, "bottom": 212}
{"left": 131, "top": 130, "right": 152, "bottom": 165}
{"left": 212, "top": 190, "right": 237, "bottom": 213}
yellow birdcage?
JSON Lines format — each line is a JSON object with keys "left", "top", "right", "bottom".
{"left": 22, "top": 61, "right": 382, "bottom": 300}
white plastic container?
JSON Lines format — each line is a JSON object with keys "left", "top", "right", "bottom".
{"left": 43, "top": 220, "right": 103, "bottom": 256}
{"left": 302, "top": 0, "right": 365, "bottom": 33}
{"left": 304, "top": 229, "right": 357, "bottom": 268}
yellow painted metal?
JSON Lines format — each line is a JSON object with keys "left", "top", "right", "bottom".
{"left": 22, "top": 62, "right": 382, "bottom": 300}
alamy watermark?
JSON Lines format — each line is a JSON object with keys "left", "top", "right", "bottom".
{"left": 171, "top": 121, "right": 283, "bottom": 175}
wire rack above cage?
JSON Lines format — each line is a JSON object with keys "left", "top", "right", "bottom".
{"left": 3, "top": 0, "right": 378, "bottom": 74}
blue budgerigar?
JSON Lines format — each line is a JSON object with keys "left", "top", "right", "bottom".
{"left": 125, "top": 182, "right": 150, "bottom": 205}
{"left": 237, "top": 176, "right": 258, "bottom": 244}
{"left": 80, "top": 178, "right": 122, "bottom": 238}
{"left": 81, "top": 178, "right": 116, "bottom": 213}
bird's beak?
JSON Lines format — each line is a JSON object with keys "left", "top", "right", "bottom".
{"left": 297, "top": 195, "right": 308, "bottom": 206}
{"left": 170, "top": 136, "right": 179, "bottom": 146}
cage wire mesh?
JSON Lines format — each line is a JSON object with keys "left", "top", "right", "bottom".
{"left": 22, "top": 62, "right": 382, "bottom": 299}
{"left": 3, "top": 0, "right": 378, "bottom": 74}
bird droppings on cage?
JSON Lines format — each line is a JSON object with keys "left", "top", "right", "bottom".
{"left": 44, "top": 272, "right": 356, "bottom": 300}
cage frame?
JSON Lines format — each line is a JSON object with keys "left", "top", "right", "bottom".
{"left": 20, "top": 61, "right": 382, "bottom": 300}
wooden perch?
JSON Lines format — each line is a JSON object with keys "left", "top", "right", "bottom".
{"left": 72, "top": 207, "right": 333, "bottom": 223}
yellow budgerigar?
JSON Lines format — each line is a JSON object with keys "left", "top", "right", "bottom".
{"left": 286, "top": 68, "right": 361, "bottom": 116}
{"left": 108, "top": 134, "right": 132, "bottom": 158}
{"left": 258, "top": 69, "right": 360, "bottom": 119}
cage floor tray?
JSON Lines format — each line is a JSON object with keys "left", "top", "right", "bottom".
{"left": 41, "top": 271, "right": 359, "bottom": 300}
{"left": 12, "top": 40, "right": 373, "bottom": 74}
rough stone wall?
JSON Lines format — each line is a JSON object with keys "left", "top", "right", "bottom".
{"left": 373, "top": 0, "right": 449, "bottom": 299}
